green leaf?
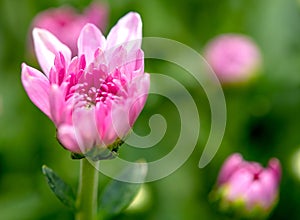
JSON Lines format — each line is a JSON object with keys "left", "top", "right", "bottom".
{"left": 42, "top": 165, "right": 76, "bottom": 210}
{"left": 98, "top": 162, "right": 148, "bottom": 219}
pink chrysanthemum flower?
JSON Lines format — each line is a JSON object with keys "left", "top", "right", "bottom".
{"left": 204, "top": 34, "right": 262, "bottom": 83}
{"left": 212, "top": 153, "right": 281, "bottom": 218}
{"left": 30, "top": 2, "right": 108, "bottom": 54}
{"left": 22, "top": 12, "right": 150, "bottom": 159}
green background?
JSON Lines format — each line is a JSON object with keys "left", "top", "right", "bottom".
{"left": 0, "top": 0, "right": 300, "bottom": 219}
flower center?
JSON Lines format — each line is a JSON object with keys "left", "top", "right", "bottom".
{"left": 253, "top": 172, "right": 261, "bottom": 181}
{"left": 77, "top": 75, "right": 121, "bottom": 108}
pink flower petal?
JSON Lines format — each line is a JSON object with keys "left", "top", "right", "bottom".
{"left": 226, "top": 168, "right": 253, "bottom": 200}
{"left": 126, "top": 73, "right": 150, "bottom": 125}
{"left": 110, "top": 105, "right": 132, "bottom": 141}
{"left": 33, "top": 28, "right": 71, "bottom": 76}
{"left": 252, "top": 170, "right": 278, "bottom": 207}
{"left": 107, "top": 45, "right": 127, "bottom": 74}
{"left": 106, "top": 12, "right": 142, "bottom": 50}
{"left": 96, "top": 103, "right": 117, "bottom": 146}
{"left": 73, "top": 107, "right": 100, "bottom": 151}
{"left": 218, "top": 153, "right": 244, "bottom": 185}
{"left": 21, "top": 63, "right": 51, "bottom": 118}
{"left": 244, "top": 181, "right": 266, "bottom": 209}
{"left": 77, "top": 23, "right": 106, "bottom": 65}
{"left": 49, "top": 84, "right": 66, "bottom": 126}
{"left": 268, "top": 158, "right": 282, "bottom": 182}
{"left": 57, "top": 124, "right": 81, "bottom": 153}
{"left": 103, "top": 74, "right": 150, "bottom": 144}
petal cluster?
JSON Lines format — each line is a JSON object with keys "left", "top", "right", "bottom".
{"left": 22, "top": 12, "right": 150, "bottom": 156}
{"left": 212, "top": 153, "right": 281, "bottom": 218}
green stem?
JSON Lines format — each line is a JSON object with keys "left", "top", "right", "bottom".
{"left": 75, "top": 158, "right": 99, "bottom": 220}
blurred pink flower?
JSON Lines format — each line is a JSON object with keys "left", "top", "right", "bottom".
{"left": 213, "top": 153, "right": 281, "bottom": 217}
{"left": 31, "top": 2, "right": 108, "bottom": 54}
{"left": 22, "top": 12, "right": 150, "bottom": 158}
{"left": 204, "top": 34, "right": 262, "bottom": 83}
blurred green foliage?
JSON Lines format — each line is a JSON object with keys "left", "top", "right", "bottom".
{"left": 0, "top": 0, "right": 300, "bottom": 219}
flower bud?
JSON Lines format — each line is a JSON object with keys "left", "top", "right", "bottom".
{"left": 204, "top": 34, "right": 262, "bottom": 84}
{"left": 210, "top": 153, "right": 281, "bottom": 219}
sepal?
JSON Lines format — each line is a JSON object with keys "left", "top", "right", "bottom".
{"left": 71, "top": 152, "right": 85, "bottom": 160}
{"left": 84, "top": 138, "right": 124, "bottom": 161}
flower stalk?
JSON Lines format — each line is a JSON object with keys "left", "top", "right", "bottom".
{"left": 75, "top": 158, "right": 99, "bottom": 220}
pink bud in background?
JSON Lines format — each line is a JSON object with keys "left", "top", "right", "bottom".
{"left": 204, "top": 34, "right": 262, "bottom": 84}
{"left": 211, "top": 153, "right": 281, "bottom": 219}
{"left": 30, "top": 2, "right": 108, "bottom": 54}
{"left": 22, "top": 12, "right": 150, "bottom": 160}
